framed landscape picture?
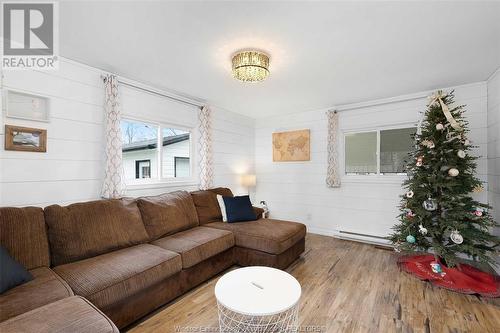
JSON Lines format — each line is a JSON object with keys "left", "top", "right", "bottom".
{"left": 5, "top": 125, "right": 47, "bottom": 152}
{"left": 272, "top": 129, "right": 310, "bottom": 162}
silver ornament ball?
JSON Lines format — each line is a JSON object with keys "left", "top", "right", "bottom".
{"left": 450, "top": 230, "right": 463, "bottom": 244}
{"left": 422, "top": 198, "right": 438, "bottom": 211}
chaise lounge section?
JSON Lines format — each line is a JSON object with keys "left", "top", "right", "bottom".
{"left": 191, "top": 188, "right": 306, "bottom": 269}
{"left": 0, "top": 187, "right": 306, "bottom": 331}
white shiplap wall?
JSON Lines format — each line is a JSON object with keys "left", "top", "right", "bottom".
{"left": 487, "top": 68, "right": 500, "bottom": 239}
{"left": 255, "top": 82, "right": 489, "bottom": 243}
{"left": 0, "top": 58, "right": 255, "bottom": 206}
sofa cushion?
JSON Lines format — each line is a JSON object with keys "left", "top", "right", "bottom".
{"left": 0, "top": 296, "right": 119, "bottom": 333}
{"left": 0, "top": 207, "right": 50, "bottom": 269}
{"left": 44, "top": 198, "right": 150, "bottom": 266}
{"left": 0, "top": 246, "right": 33, "bottom": 294}
{"left": 223, "top": 195, "right": 257, "bottom": 223}
{"left": 205, "top": 219, "right": 306, "bottom": 254}
{"left": 190, "top": 187, "right": 234, "bottom": 224}
{"left": 137, "top": 190, "right": 199, "bottom": 240}
{"left": 152, "top": 226, "right": 234, "bottom": 268}
{"left": 54, "top": 244, "right": 182, "bottom": 310}
{"left": 0, "top": 267, "right": 73, "bottom": 322}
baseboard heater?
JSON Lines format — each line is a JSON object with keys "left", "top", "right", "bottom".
{"left": 337, "top": 230, "right": 392, "bottom": 247}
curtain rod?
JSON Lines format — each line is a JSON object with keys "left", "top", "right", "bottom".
{"left": 335, "top": 93, "right": 428, "bottom": 112}
{"left": 101, "top": 75, "right": 204, "bottom": 109}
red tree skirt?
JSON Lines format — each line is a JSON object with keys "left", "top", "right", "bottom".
{"left": 398, "top": 254, "right": 500, "bottom": 297}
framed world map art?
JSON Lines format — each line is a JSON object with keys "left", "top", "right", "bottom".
{"left": 272, "top": 129, "right": 310, "bottom": 162}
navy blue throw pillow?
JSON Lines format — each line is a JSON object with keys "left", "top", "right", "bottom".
{"left": 0, "top": 246, "right": 33, "bottom": 294}
{"left": 222, "top": 195, "right": 257, "bottom": 223}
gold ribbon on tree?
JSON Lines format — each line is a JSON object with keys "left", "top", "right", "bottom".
{"left": 428, "top": 90, "right": 462, "bottom": 131}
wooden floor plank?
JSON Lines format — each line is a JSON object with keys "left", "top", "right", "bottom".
{"left": 128, "top": 233, "right": 500, "bottom": 333}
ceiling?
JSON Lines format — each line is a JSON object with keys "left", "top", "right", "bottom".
{"left": 60, "top": 1, "right": 500, "bottom": 118}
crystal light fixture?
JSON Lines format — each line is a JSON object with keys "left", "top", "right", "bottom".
{"left": 231, "top": 51, "right": 270, "bottom": 82}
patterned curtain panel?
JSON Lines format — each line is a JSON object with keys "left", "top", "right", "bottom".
{"left": 326, "top": 110, "right": 341, "bottom": 188}
{"left": 101, "top": 75, "right": 124, "bottom": 198}
{"left": 198, "top": 105, "right": 213, "bottom": 190}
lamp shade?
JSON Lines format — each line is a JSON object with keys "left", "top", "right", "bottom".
{"left": 240, "top": 174, "right": 256, "bottom": 187}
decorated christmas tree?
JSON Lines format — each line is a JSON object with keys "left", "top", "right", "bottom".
{"left": 390, "top": 90, "right": 499, "bottom": 270}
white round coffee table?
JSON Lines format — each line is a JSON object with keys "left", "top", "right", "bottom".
{"left": 215, "top": 266, "right": 301, "bottom": 333}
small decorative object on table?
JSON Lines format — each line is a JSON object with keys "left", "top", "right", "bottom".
{"left": 259, "top": 200, "right": 269, "bottom": 218}
{"left": 215, "top": 266, "right": 301, "bottom": 333}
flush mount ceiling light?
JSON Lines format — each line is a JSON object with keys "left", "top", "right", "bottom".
{"left": 231, "top": 51, "right": 270, "bottom": 82}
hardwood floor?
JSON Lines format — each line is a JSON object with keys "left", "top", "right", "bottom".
{"left": 128, "top": 233, "right": 500, "bottom": 333}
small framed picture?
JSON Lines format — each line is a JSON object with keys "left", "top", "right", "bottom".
{"left": 5, "top": 125, "right": 47, "bottom": 152}
{"left": 4, "top": 90, "right": 50, "bottom": 122}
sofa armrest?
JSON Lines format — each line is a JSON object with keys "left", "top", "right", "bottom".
{"left": 253, "top": 206, "right": 265, "bottom": 218}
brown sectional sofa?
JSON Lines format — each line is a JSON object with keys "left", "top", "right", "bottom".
{"left": 0, "top": 187, "right": 306, "bottom": 331}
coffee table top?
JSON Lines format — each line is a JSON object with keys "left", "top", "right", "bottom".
{"left": 214, "top": 266, "right": 301, "bottom": 316}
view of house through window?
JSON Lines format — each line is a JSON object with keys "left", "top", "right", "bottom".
{"left": 345, "top": 127, "right": 416, "bottom": 175}
{"left": 121, "top": 120, "right": 192, "bottom": 182}
{"left": 121, "top": 120, "right": 159, "bottom": 181}
{"left": 162, "top": 128, "right": 191, "bottom": 178}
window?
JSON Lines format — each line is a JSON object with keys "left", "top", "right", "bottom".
{"left": 345, "top": 127, "right": 416, "bottom": 175}
{"left": 121, "top": 119, "right": 193, "bottom": 183}
{"left": 121, "top": 119, "right": 158, "bottom": 182}
{"left": 135, "top": 160, "right": 151, "bottom": 179}
{"left": 380, "top": 128, "right": 416, "bottom": 174}
{"left": 161, "top": 128, "right": 191, "bottom": 178}
{"left": 345, "top": 132, "right": 377, "bottom": 174}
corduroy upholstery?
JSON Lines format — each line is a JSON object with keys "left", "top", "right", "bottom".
{"left": 205, "top": 218, "right": 306, "bottom": 254}
{"left": 152, "top": 226, "right": 234, "bottom": 268}
{"left": 190, "top": 187, "right": 234, "bottom": 224}
{"left": 0, "top": 267, "right": 73, "bottom": 322}
{"left": 54, "top": 244, "right": 181, "bottom": 310}
{"left": 44, "top": 199, "right": 150, "bottom": 266}
{"left": 0, "top": 188, "right": 306, "bottom": 330}
{"left": 234, "top": 237, "right": 306, "bottom": 269}
{"left": 0, "top": 207, "right": 50, "bottom": 269}
{"left": 0, "top": 296, "right": 119, "bottom": 333}
{"left": 137, "top": 190, "right": 199, "bottom": 240}
{"left": 104, "top": 249, "right": 235, "bottom": 328}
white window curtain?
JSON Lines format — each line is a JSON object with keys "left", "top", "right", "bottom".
{"left": 198, "top": 105, "right": 213, "bottom": 190}
{"left": 101, "top": 74, "right": 124, "bottom": 198}
{"left": 326, "top": 110, "right": 341, "bottom": 188}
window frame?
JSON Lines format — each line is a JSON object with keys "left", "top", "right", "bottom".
{"left": 121, "top": 116, "right": 196, "bottom": 187}
{"left": 343, "top": 124, "right": 416, "bottom": 178}
{"left": 135, "top": 159, "right": 151, "bottom": 179}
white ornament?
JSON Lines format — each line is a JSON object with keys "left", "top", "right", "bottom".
{"left": 421, "top": 140, "right": 435, "bottom": 149}
{"left": 464, "top": 139, "right": 470, "bottom": 146}
{"left": 457, "top": 150, "right": 466, "bottom": 159}
{"left": 450, "top": 230, "right": 463, "bottom": 244}
{"left": 436, "top": 123, "right": 444, "bottom": 131}
{"left": 448, "top": 168, "right": 459, "bottom": 177}
{"left": 406, "top": 191, "right": 414, "bottom": 198}
{"left": 418, "top": 224, "right": 428, "bottom": 236}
